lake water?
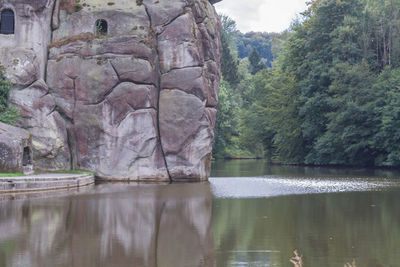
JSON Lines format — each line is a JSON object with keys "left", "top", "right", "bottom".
{"left": 1, "top": 160, "right": 400, "bottom": 267}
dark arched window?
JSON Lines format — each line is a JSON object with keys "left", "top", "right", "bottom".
{"left": 95, "top": 19, "right": 108, "bottom": 35}
{"left": 0, "top": 9, "right": 15, "bottom": 35}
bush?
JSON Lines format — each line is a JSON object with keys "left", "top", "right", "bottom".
{"left": 74, "top": 2, "right": 82, "bottom": 12}
{"left": 0, "top": 66, "right": 20, "bottom": 125}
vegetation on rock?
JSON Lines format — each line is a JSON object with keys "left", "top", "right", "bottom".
{"left": 0, "top": 66, "right": 19, "bottom": 125}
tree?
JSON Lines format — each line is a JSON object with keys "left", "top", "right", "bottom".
{"left": 240, "top": 67, "right": 305, "bottom": 162}
{"left": 219, "top": 15, "right": 240, "bottom": 86}
{"left": 236, "top": 32, "right": 274, "bottom": 66}
{"left": 213, "top": 79, "right": 241, "bottom": 158}
{"left": 248, "top": 48, "right": 265, "bottom": 75}
{"left": 221, "top": 34, "right": 239, "bottom": 86}
{"left": 372, "top": 67, "right": 400, "bottom": 166}
{"left": 305, "top": 63, "right": 378, "bottom": 165}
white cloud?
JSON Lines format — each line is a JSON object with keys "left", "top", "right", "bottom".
{"left": 214, "top": 0, "right": 308, "bottom": 33}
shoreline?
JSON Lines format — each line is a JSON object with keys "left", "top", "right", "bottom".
{"left": 213, "top": 158, "right": 400, "bottom": 171}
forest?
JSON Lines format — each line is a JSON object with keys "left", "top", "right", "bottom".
{"left": 214, "top": 0, "right": 400, "bottom": 167}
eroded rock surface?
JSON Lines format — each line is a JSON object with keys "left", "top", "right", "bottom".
{"left": 0, "top": 0, "right": 221, "bottom": 181}
{"left": 0, "top": 122, "right": 33, "bottom": 173}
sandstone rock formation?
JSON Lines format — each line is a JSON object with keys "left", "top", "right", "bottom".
{"left": 0, "top": 122, "right": 33, "bottom": 173}
{"left": 0, "top": 0, "right": 222, "bottom": 181}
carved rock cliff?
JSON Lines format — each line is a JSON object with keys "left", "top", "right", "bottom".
{"left": 0, "top": 0, "right": 222, "bottom": 181}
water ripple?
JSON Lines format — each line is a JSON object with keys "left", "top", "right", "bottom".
{"left": 209, "top": 176, "right": 400, "bottom": 198}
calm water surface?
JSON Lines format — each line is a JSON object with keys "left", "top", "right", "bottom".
{"left": 1, "top": 160, "right": 400, "bottom": 267}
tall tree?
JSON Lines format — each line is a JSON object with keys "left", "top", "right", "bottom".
{"left": 221, "top": 34, "right": 239, "bottom": 86}
{"left": 248, "top": 48, "right": 265, "bottom": 75}
{"left": 219, "top": 14, "right": 240, "bottom": 86}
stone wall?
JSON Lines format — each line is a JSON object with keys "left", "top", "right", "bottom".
{"left": 0, "top": 0, "right": 222, "bottom": 181}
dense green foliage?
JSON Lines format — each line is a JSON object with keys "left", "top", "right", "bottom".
{"left": 0, "top": 67, "right": 19, "bottom": 125}
{"left": 221, "top": 33, "right": 239, "bottom": 86}
{"left": 235, "top": 31, "right": 291, "bottom": 67}
{"left": 214, "top": 16, "right": 255, "bottom": 158}
{"left": 237, "top": 32, "right": 273, "bottom": 67}
{"left": 248, "top": 48, "right": 265, "bottom": 75}
{"left": 215, "top": 0, "right": 400, "bottom": 167}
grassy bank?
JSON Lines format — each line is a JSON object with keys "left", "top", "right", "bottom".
{"left": 49, "top": 170, "right": 93, "bottom": 175}
{"left": 0, "top": 173, "right": 25, "bottom": 177}
{"left": 0, "top": 170, "right": 93, "bottom": 177}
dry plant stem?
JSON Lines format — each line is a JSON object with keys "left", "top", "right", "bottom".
{"left": 290, "top": 249, "right": 303, "bottom": 267}
{"left": 344, "top": 259, "right": 357, "bottom": 267}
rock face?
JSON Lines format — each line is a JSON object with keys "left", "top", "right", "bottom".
{"left": 0, "top": 122, "right": 33, "bottom": 173}
{"left": 0, "top": 0, "right": 222, "bottom": 181}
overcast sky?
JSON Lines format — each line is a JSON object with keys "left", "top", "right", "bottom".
{"left": 214, "top": 0, "right": 308, "bottom": 33}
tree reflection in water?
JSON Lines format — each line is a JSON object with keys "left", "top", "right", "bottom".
{"left": 213, "top": 191, "right": 400, "bottom": 267}
{"left": 0, "top": 183, "right": 215, "bottom": 267}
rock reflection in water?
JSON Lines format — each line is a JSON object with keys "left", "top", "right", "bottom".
{"left": 0, "top": 183, "right": 215, "bottom": 267}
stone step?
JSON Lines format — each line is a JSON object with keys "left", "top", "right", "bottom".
{"left": 22, "top": 165, "right": 34, "bottom": 175}
{"left": 0, "top": 174, "right": 95, "bottom": 194}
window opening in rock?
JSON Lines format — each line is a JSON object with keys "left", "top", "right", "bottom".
{"left": 0, "top": 9, "right": 15, "bottom": 35}
{"left": 95, "top": 19, "right": 108, "bottom": 35}
{"left": 22, "top": 147, "right": 31, "bottom": 166}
